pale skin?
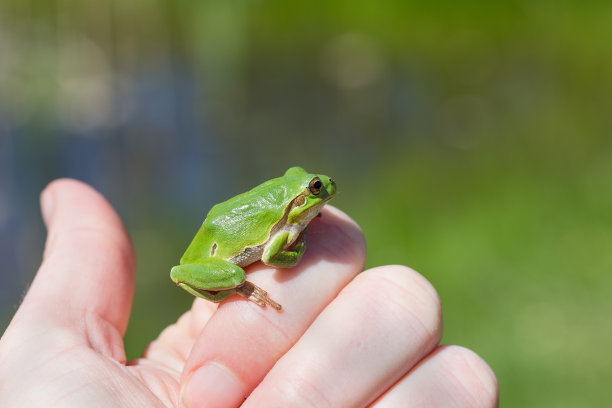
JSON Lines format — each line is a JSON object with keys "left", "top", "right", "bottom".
{"left": 0, "top": 179, "right": 498, "bottom": 408}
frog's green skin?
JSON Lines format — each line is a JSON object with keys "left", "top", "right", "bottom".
{"left": 170, "top": 167, "right": 336, "bottom": 310}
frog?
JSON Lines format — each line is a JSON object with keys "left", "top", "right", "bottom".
{"left": 170, "top": 166, "right": 337, "bottom": 311}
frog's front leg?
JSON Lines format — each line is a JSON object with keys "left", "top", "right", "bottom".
{"left": 262, "top": 230, "right": 306, "bottom": 268}
{"left": 170, "top": 257, "right": 281, "bottom": 309}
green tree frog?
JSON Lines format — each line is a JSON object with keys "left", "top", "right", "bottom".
{"left": 170, "top": 167, "right": 336, "bottom": 310}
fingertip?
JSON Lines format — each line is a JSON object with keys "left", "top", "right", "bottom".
{"left": 41, "top": 178, "right": 94, "bottom": 203}
{"left": 41, "top": 178, "right": 134, "bottom": 264}
{"left": 41, "top": 178, "right": 113, "bottom": 227}
{"left": 321, "top": 206, "right": 367, "bottom": 247}
{"left": 40, "top": 181, "right": 56, "bottom": 227}
{"left": 373, "top": 345, "right": 498, "bottom": 408}
{"left": 366, "top": 265, "right": 442, "bottom": 321}
{"left": 353, "top": 265, "right": 443, "bottom": 347}
{"left": 311, "top": 205, "right": 367, "bottom": 268}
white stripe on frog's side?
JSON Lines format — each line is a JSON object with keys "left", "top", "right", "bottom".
{"left": 227, "top": 198, "right": 328, "bottom": 268}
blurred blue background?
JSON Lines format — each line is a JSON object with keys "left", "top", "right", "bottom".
{"left": 2, "top": 1, "right": 612, "bottom": 405}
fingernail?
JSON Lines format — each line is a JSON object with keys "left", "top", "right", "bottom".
{"left": 40, "top": 186, "right": 56, "bottom": 226}
{"left": 181, "top": 362, "right": 245, "bottom": 408}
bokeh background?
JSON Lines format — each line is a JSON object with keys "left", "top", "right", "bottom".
{"left": 2, "top": 1, "right": 611, "bottom": 405}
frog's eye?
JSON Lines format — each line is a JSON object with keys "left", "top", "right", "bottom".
{"left": 309, "top": 177, "right": 322, "bottom": 195}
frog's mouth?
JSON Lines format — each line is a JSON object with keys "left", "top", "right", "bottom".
{"left": 321, "top": 188, "right": 337, "bottom": 205}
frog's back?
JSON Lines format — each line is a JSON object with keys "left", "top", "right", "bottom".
{"left": 180, "top": 177, "right": 298, "bottom": 264}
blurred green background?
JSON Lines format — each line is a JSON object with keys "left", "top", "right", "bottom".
{"left": 1, "top": 0, "right": 611, "bottom": 405}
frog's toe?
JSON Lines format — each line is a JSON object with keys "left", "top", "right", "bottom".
{"left": 236, "top": 281, "right": 282, "bottom": 310}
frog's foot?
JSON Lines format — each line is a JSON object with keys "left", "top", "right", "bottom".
{"left": 236, "top": 281, "right": 282, "bottom": 311}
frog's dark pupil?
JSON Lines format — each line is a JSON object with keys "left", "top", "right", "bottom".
{"left": 314, "top": 181, "right": 322, "bottom": 189}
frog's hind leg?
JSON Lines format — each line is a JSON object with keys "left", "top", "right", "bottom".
{"left": 170, "top": 259, "right": 246, "bottom": 303}
{"left": 177, "top": 283, "right": 237, "bottom": 303}
{"left": 171, "top": 259, "right": 282, "bottom": 309}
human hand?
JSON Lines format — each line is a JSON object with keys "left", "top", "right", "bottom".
{"left": 0, "top": 179, "right": 498, "bottom": 407}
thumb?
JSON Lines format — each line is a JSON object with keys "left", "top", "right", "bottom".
{"left": 12, "top": 179, "right": 136, "bottom": 360}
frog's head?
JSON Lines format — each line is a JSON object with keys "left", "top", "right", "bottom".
{"left": 284, "top": 166, "right": 337, "bottom": 224}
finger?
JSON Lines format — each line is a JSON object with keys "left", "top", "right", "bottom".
{"left": 243, "top": 265, "right": 443, "bottom": 408}
{"left": 372, "top": 345, "right": 499, "bottom": 408}
{"left": 180, "top": 206, "right": 367, "bottom": 408}
{"left": 13, "top": 179, "right": 135, "bottom": 359}
{"left": 141, "top": 299, "right": 217, "bottom": 372}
